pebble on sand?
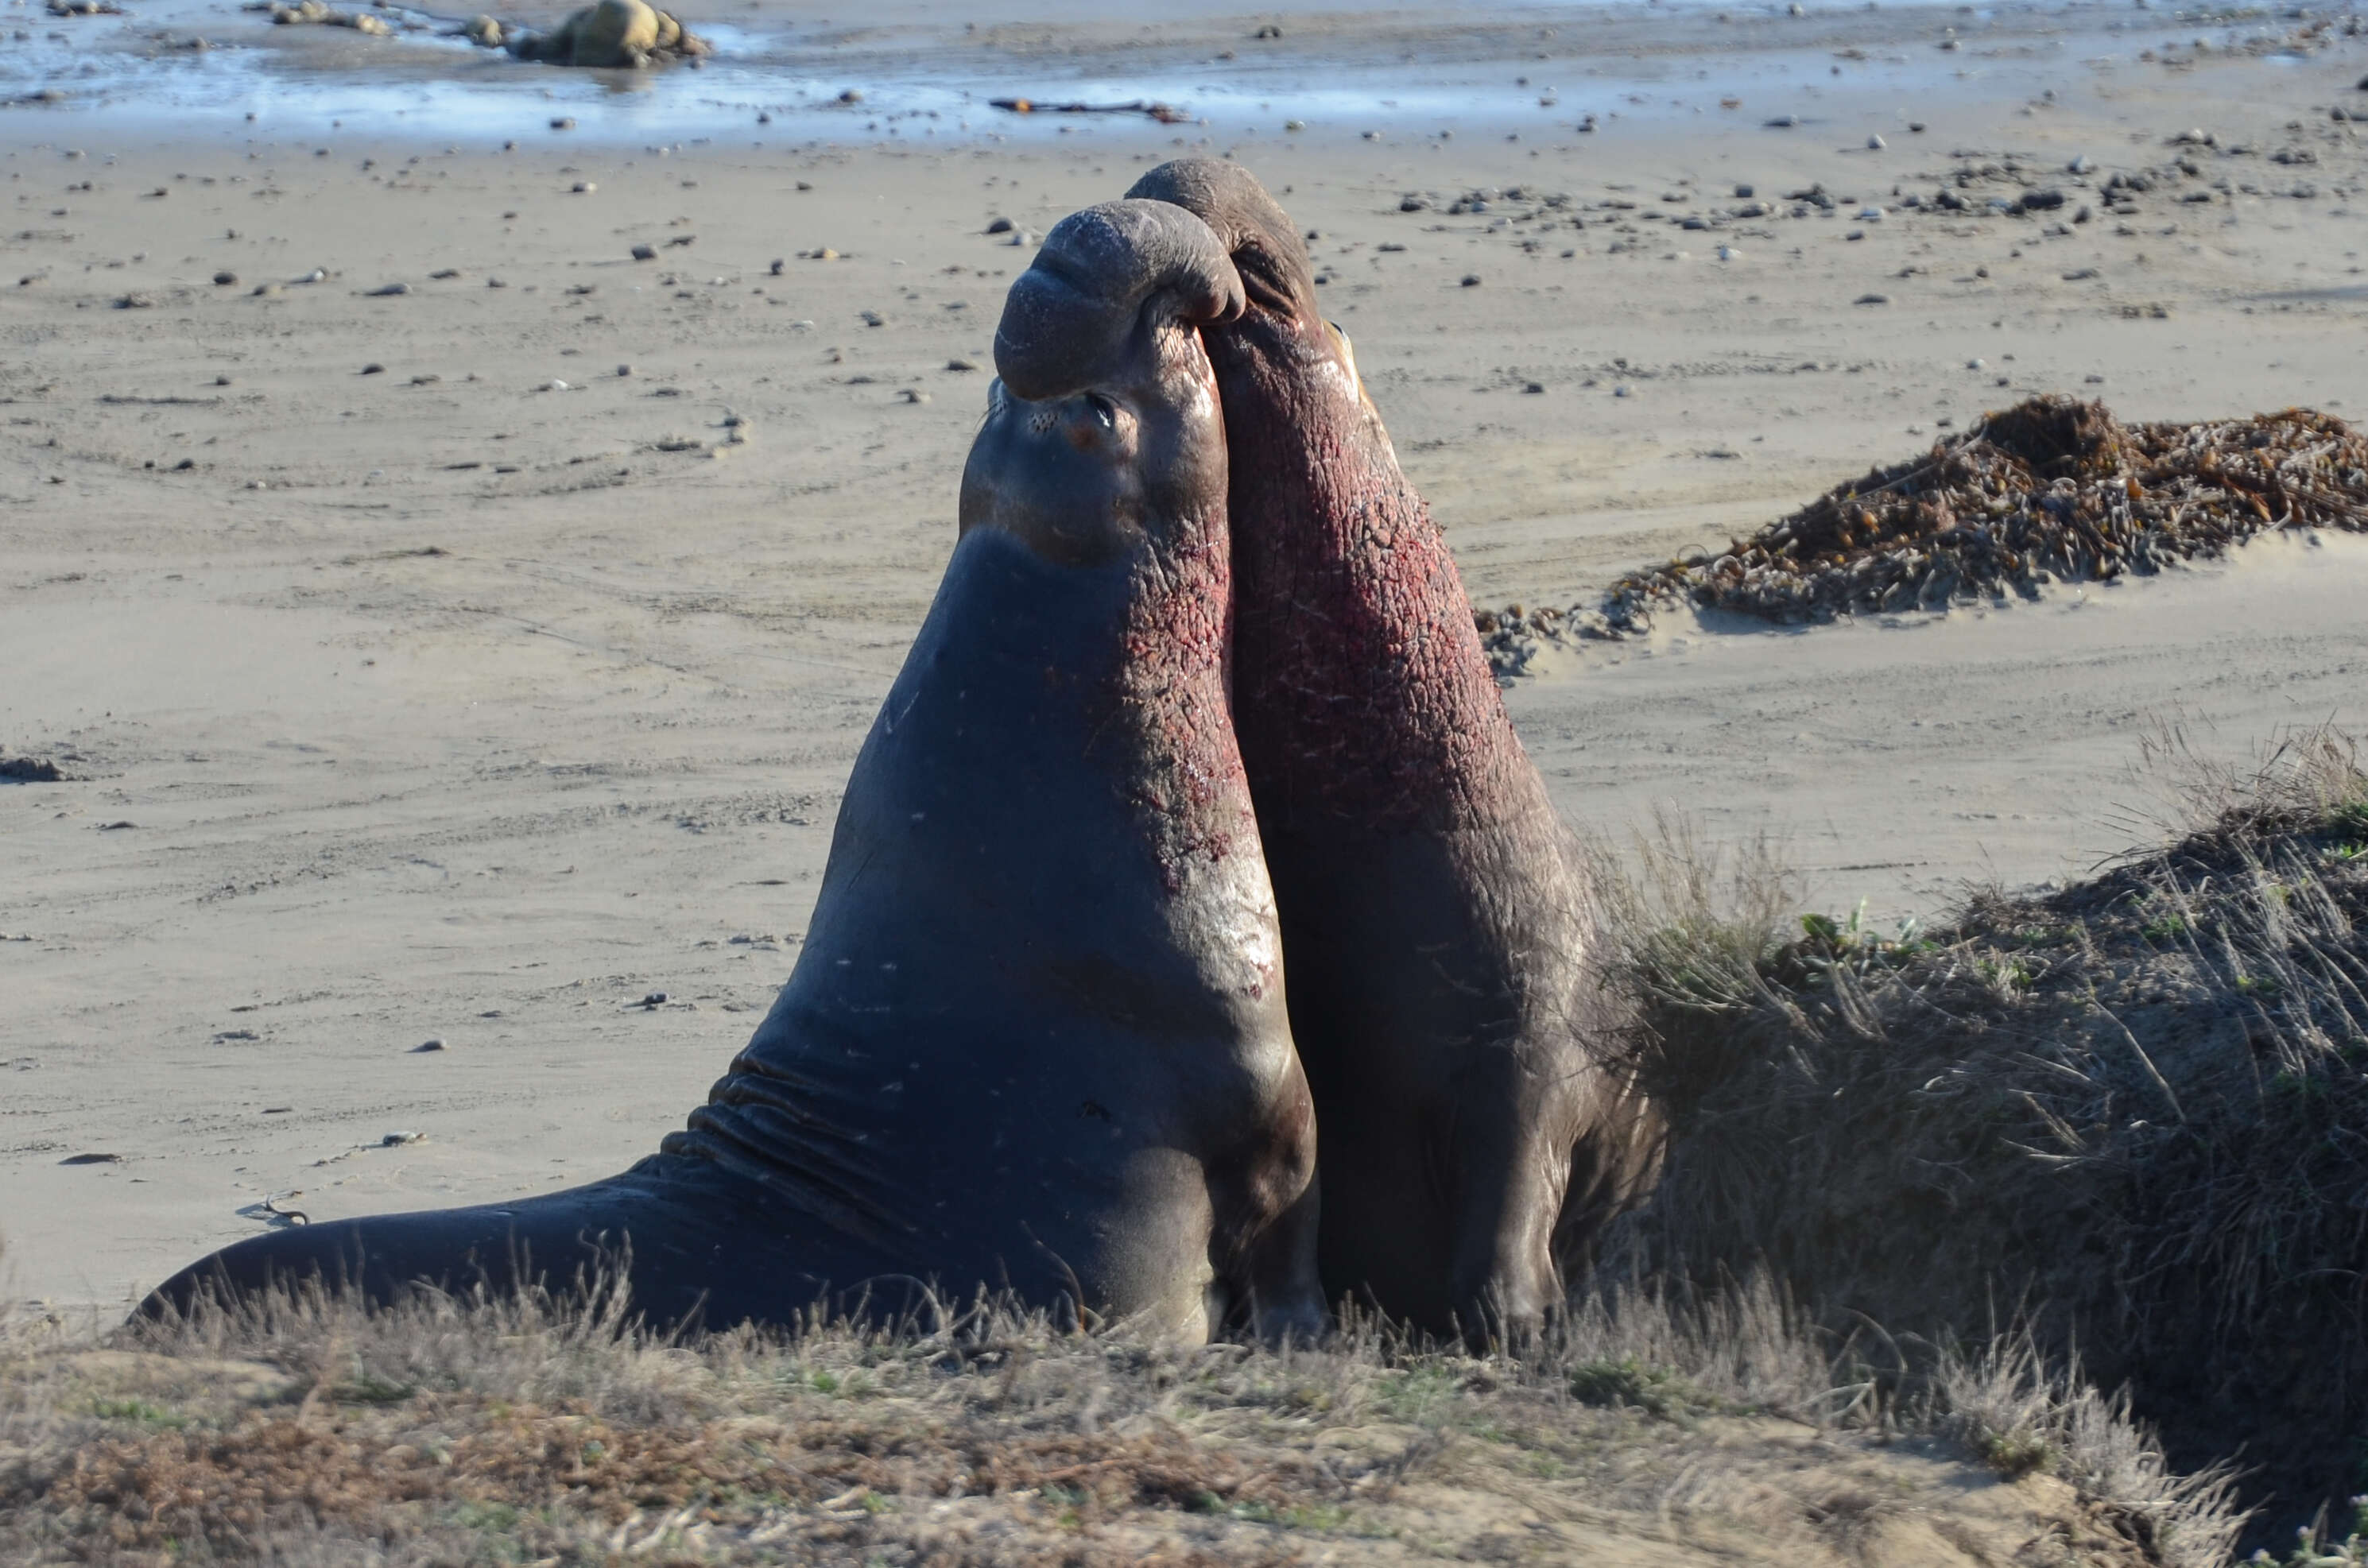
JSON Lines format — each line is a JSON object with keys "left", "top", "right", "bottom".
{"left": 211, "top": 270, "right": 236, "bottom": 286}
{"left": 366, "top": 282, "right": 410, "bottom": 296}
{"left": 552, "top": 116, "right": 576, "bottom": 130}
{"left": 632, "top": 243, "right": 657, "bottom": 261}
{"left": 1461, "top": 273, "right": 1482, "bottom": 287}
{"left": 411, "top": 1038, "right": 447, "bottom": 1053}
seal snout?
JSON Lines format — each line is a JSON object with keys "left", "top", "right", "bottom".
{"left": 992, "top": 199, "right": 1244, "bottom": 405}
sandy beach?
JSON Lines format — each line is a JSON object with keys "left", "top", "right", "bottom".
{"left": 4, "top": 0, "right": 2367, "bottom": 1312}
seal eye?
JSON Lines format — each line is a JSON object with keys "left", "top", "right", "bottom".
{"left": 1083, "top": 393, "right": 1118, "bottom": 431}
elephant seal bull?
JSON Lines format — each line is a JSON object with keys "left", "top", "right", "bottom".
{"left": 144, "top": 200, "right": 1324, "bottom": 1345}
{"left": 1126, "top": 159, "right": 1661, "bottom": 1340}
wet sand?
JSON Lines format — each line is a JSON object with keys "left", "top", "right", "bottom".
{"left": 4, "top": 11, "right": 2367, "bottom": 1308}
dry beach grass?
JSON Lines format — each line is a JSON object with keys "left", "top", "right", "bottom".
{"left": 1599, "top": 727, "right": 2368, "bottom": 1549}
{"left": 0, "top": 1251, "right": 2244, "bottom": 1566}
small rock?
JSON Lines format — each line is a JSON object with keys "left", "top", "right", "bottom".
{"left": 114, "top": 293, "right": 153, "bottom": 309}
{"left": 946, "top": 357, "right": 980, "bottom": 372}
{"left": 900, "top": 389, "right": 931, "bottom": 404}
{"left": 212, "top": 270, "right": 237, "bottom": 286}
{"left": 2068, "top": 153, "right": 2092, "bottom": 174}
{"left": 1854, "top": 292, "right": 1889, "bottom": 305}
{"left": 1734, "top": 183, "right": 1754, "bottom": 198}
{"left": 1521, "top": 381, "right": 1545, "bottom": 395}
{"left": 361, "top": 362, "right": 385, "bottom": 374}
{"left": 617, "top": 362, "right": 633, "bottom": 377}
{"left": 631, "top": 243, "right": 657, "bottom": 261}
{"left": 1866, "top": 134, "right": 1886, "bottom": 150}
{"left": 60, "top": 1152, "right": 122, "bottom": 1165}
{"left": 410, "top": 1037, "right": 447, "bottom": 1052}
{"left": 641, "top": 991, "right": 669, "bottom": 1007}
{"left": 572, "top": 181, "right": 595, "bottom": 194}
{"left": 769, "top": 258, "right": 785, "bottom": 275}
{"left": 985, "top": 217, "right": 1015, "bottom": 234}
{"left": 367, "top": 281, "right": 410, "bottom": 296}
{"left": 551, "top": 116, "right": 576, "bottom": 130}
{"left": 1717, "top": 244, "right": 1743, "bottom": 261}
{"left": 544, "top": 378, "right": 570, "bottom": 392}
{"left": 1764, "top": 114, "right": 1799, "bottom": 129}
{"left": 1461, "top": 273, "right": 1481, "bottom": 287}
{"left": 1908, "top": 121, "right": 1926, "bottom": 133}
{"left": 381, "top": 1130, "right": 423, "bottom": 1145}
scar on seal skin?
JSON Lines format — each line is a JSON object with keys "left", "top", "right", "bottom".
{"left": 144, "top": 199, "right": 1324, "bottom": 1347}
{"left": 1129, "top": 157, "right": 1663, "bottom": 1342}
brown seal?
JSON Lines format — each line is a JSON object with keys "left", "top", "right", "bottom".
{"left": 144, "top": 199, "right": 1323, "bottom": 1344}
{"left": 1127, "top": 158, "right": 1661, "bottom": 1339}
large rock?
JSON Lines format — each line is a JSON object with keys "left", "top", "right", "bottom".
{"left": 496, "top": 0, "right": 706, "bottom": 67}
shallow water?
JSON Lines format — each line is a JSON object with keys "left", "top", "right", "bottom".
{"left": 2, "top": 0, "right": 2331, "bottom": 149}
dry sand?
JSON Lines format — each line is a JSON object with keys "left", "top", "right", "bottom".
{"left": 4, "top": 19, "right": 2367, "bottom": 1314}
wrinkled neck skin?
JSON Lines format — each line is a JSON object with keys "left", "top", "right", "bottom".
{"left": 958, "top": 307, "right": 1246, "bottom": 883}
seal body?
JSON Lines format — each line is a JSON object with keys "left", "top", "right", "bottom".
{"left": 143, "top": 202, "right": 1322, "bottom": 1344}
{"left": 1128, "top": 160, "right": 1661, "bottom": 1339}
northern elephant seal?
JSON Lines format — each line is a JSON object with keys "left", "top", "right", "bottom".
{"left": 1127, "top": 159, "right": 1661, "bottom": 1340}
{"left": 145, "top": 199, "right": 1323, "bottom": 1344}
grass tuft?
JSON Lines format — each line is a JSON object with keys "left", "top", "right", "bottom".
{"left": 1598, "top": 724, "right": 2368, "bottom": 1554}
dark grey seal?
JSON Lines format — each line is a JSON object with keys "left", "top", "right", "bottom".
{"left": 144, "top": 199, "right": 1323, "bottom": 1344}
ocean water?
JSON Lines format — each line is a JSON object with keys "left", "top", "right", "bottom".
{"left": 0, "top": 0, "right": 2346, "bottom": 149}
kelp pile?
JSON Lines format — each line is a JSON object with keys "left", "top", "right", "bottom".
{"left": 1476, "top": 397, "right": 2368, "bottom": 671}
